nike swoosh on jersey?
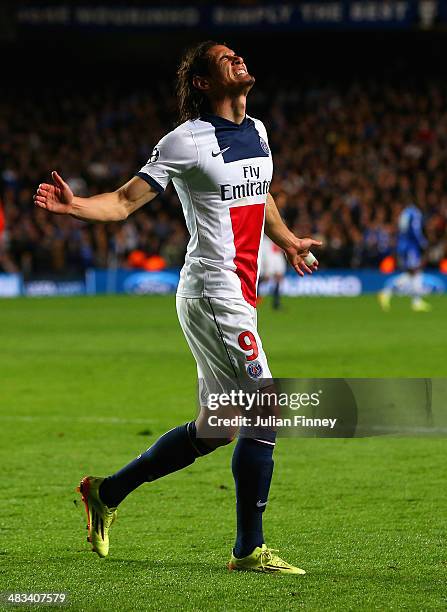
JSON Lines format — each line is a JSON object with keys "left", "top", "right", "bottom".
{"left": 256, "top": 500, "right": 268, "bottom": 508}
{"left": 211, "top": 146, "right": 231, "bottom": 157}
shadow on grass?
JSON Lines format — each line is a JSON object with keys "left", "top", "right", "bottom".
{"left": 107, "top": 558, "right": 226, "bottom": 574}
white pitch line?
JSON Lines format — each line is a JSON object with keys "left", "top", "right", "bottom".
{"left": 0, "top": 415, "right": 154, "bottom": 425}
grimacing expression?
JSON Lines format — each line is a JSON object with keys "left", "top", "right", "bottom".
{"left": 198, "top": 45, "right": 255, "bottom": 95}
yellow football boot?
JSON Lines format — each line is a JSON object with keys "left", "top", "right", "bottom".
{"left": 77, "top": 476, "right": 117, "bottom": 558}
{"left": 228, "top": 544, "right": 306, "bottom": 575}
{"left": 378, "top": 291, "right": 391, "bottom": 311}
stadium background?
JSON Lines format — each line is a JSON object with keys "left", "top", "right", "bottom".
{"left": 1, "top": 1, "right": 446, "bottom": 297}
{"left": 2, "top": 3, "right": 447, "bottom": 611}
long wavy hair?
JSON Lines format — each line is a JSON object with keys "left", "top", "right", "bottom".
{"left": 176, "top": 40, "right": 222, "bottom": 123}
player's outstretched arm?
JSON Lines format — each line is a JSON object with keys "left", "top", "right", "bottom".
{"left": 33, "top": 171, "right": 158, "bottom": 222}
{"left": 265, "top": 193, "right": 322, "bottom": 276}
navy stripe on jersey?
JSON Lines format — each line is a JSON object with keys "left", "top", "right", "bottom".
{"left": 201, "top": 114, "right": 270, "bottom": 163}
{"left": 136, "top": 171, "right": 164, "bottom": 193}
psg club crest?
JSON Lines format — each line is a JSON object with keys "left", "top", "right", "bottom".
{"left": 246, "top": 360, "right": 263, "bottom": 379}
{"left": 259, "top": 137, "right": 269, "bottom": 155}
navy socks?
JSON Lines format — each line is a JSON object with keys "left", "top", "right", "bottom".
{"left": 99, "top": 422, "right": 277, "bottom": 559}
{"left": 99, "top": 421, "right": 212, "bottom": 507}
{"left": 232, "top": 435, "right": 276, "bottom": 559}
{"left": 273, "top": 281, "right": 281, "bottom": 309}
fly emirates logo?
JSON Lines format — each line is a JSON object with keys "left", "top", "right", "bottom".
{"left": 220, "top": 165, "right": 271, "bottom": 201}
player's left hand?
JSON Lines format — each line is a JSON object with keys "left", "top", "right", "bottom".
{"left": 285, "top": 237, "right": 322, "bottom": 276}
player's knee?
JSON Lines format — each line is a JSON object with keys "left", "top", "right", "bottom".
{"left": 199, "top": 434, "right": 236, "bottom": 449}
{"left": 195, "top": 409, "right": 239, "bottom": 446}
{"left": 218, "top": 434, "right": 237, "bottom": 446}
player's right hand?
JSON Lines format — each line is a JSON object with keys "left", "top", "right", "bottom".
{"left": 285, "top": 237, "right": 322, "bottom": 276}
{"left": 33, "top": 171, "right": 74, "bottom": 214}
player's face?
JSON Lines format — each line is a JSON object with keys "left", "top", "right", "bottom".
{"left": 206, "top": 45, "right": 255, "bottom": 95}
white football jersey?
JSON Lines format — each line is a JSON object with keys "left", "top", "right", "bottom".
{"left": 137, "top": 113, "right": 273, "bottom": 307}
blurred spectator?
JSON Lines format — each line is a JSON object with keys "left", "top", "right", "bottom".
{"left": 1, "top": 80, "right": 446, "bottom": 276}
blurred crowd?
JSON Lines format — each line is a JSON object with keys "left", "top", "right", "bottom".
{"left": 1, "top": 79, "right": 446, "bottom": 277}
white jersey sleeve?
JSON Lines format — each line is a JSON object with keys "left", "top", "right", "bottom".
{"left": 137, "top": 124, "right": 198, "bottom": 193}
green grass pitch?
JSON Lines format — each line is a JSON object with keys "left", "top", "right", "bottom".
{"left": 1, "top": 295, "right": 446, "bottom": 610}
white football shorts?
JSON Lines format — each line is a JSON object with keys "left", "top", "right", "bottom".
{"left": 176, "top": 296, "right": 272, "bottom": 406}
{"left": 261, "top": 250, "right": 287, "bottom": 277}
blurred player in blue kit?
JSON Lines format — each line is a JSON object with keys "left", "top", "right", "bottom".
{"left": 379, "top": 200, "right": 431, "bottom": 312}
